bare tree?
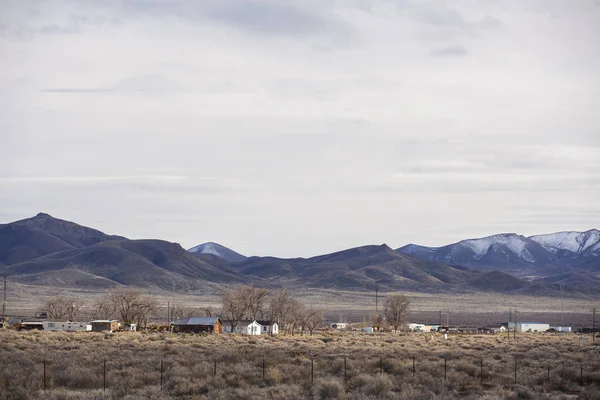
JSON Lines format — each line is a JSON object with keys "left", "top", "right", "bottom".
{"left": 171, "top": 305, "right": 195, "bottom": 320}
{"left": 134, "top": 295, "right": 159, "bottom": 328}
{"left": 108, "top": 287, "right": 157, "bottom": 327}
{"left": 90, "top": 296, "right": 116, "bottom": 320}
{"left": 286, "top": 299, "right": 306, "bottom": 336}
{"left": 269, "top": 288, "right": 293, "bottom": 328}
{"left": 383, "top": 294, "right": 410, "bottom": 332}
{"left": 304, "top": 308, "right": 324, "bottom": 336}
{"left": 221, "top": 286, "right": 250, "bottom": 333}
{"left": 45, "top": 296, "right": 84, "bottom": 320}
{"left": 202, "top": 305, "right": 214, "bottom": 317}
{"left": 246, "top": 286, "right": 270, "bottom": 320}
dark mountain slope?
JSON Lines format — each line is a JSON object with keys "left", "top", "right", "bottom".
{"left": 229, "top": 244, "right": 477, "bottom": 292}
{"left": 0, "top": 213, "right": 123, "bottom": 265}
{"left": 1, "top": 239, "right": 256, "bottom": 291}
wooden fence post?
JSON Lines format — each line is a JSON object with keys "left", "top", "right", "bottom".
{"left": 311, "top": 357, "right": 314, "bottom": 384}
{"left": 103, "top": 359, "right": 106, "bottom": 392}
{"left": 412, "top": 356, "right": 415, "bottom": 377}
{"left": 444, "top": 357, "right": 447, "bottom": 380}
{"left": 344, "top": 356, "right": 347, "bottom": 383}
{"left": 43, "top": 359, "right": 46, "bottom": 391}
{"left": 160, "top": 359, "right": 163, "bottom": 391}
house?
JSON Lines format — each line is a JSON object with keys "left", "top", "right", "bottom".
{"left": 508, "top": 322, "right": 550, "bottom": 333}
{"left": 222, "top": 320, "right": 262, "bottom": 335}
{"left": 44, "top": 321, "right": 92, "bottom": 332}
{"left": 256, "top": 320, "right": 279, "bottom": 335}
{"left": 172, "top": 317, "right": 222, "bottom": 334}
{"left": 91, "top": 320, "right": 119, "bottom": 333}
{"left": 123, "top": 323, "right": 137, "bottom": 332}
{"left": 478, "top": 325, "right": 507, "bottom": 334}
{"left": 330, "top": 323, "right": 347, "bottom": 330}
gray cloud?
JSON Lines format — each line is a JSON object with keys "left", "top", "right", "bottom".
{"left": 430, "top": 45, "right": 469, "bottom": 57}
{"left": 40, "top": 88, "right": 115, "bottom": 93}
{"left": 1, "top": 0, "right": 598, "bottom": 256}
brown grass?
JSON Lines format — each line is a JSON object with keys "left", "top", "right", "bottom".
{"left": 1, "top": 330, "right": 599, "bottom": 399}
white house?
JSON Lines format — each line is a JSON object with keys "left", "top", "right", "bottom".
{"left": 330, "top": 322, "right": 347, "bottom": 329}
{"left": 508, "top": 322, "right": 550, "bottom": 333}
{"left": 222, "top": 320, "right": 263, "bottom": 335}
{"left": 256, "top": 320, "right": 279, "bottom": 335}
{"left": 44, "top": 321, "right": 92, "bottom": 332}
{"left": 408, "top": 323, "right": 425, "bottom": 332}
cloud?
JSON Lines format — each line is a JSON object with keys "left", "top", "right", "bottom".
{"left": 0, "top": 0, "right": 599, "bottom": 256}
{"left": 40, "top": 88, "right": 116, "bottom": 93}
{"left": 430, "top": 45, "right": 469, "bottom": 57}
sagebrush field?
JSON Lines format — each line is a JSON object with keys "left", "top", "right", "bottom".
{"left": 1, "top": 330, "right": 599, "bottom": 400}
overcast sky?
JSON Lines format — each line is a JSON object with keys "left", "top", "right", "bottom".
{"left": 1, "top": 0, "right": 599, "bottom": 257}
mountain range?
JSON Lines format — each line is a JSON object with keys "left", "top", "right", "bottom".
{"left": 397, "top": 230, "right": 600, "bottom": 276}
{"left": 0, "top": 213, "right": 598, "bottom": 296}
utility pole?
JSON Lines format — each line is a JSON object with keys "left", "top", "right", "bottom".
{"left": 514, "top": 309, "right": 518, "bottom": 339}
{"left": 167, "top": 301, "right": 170, "bottom": 328}
{"left": 2, "top": 275, "right": 6, "bottom": 318}
{"left": 439, "top": 311, "right": 442, "bottom": 326}
{"left": 375, "top": 282, "right": 379, "bottom": 314}
{"left": 592, "top": 308, "right": 597, "bottom": 342}
{"left": 560, "top": 284, "right": 565, "bottom": 326}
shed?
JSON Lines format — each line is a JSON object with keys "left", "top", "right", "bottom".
{"left": 256, "top": 320, "right": 279, "bottom": 335}
{"left": 362, "top": 326, "right": 373, "bottom": 334}
{"left": 91, "top": 320, "right": 119, "bottom": 333}
{"left": 172, "top": 317, "right": 222, "bottom": 334}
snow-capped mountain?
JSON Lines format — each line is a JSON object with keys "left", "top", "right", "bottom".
{"left": 398, "top": 233, "right": 556, "bottom": 272}
{"left": 529, "top": 229, "right": 600, "bottom": 255}
{"left": 397, "top": 229, "right": 599, "bottom": 274}
{"left": 187, "top": 242, "right": 247, "bottom": 263}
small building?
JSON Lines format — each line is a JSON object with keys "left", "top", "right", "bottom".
{"left": 408, "top": 323, "right": 425, "bottom": 332}
{"left": 362, "top": 326, "right": 373, "bottom": 334}
{"left": 172, "top": 317, "right": 222, "bottom": 334}
{"left": 16, "top": 321, "right": 45, "bottom": 331}
{"left": 508, "top": 322, "right": 550, "bottom": 333}
{"left": 478, "top": 325, "right": 507, "bottom": 334}
{"left": 44, "top": 321, "right": 92, "bottom": 332}
{"left": 330, "top": 322, "right": 347, "bottom": 330}
{"left": 222, "top": 320, "right": 262, "bottom": 335}
{"left": 550, "top": 326, "right": 572, "bottom": 333}
{"left": 256, "top": 320, "right": 279, "bottom": 335}
{"left": 423, "top": 324, "right": 440, "bottom": 333}
{"left": 91, "top": 320, "right": 119, "bottom": 333}
{"left": 123, "top": 323, "right": 137, "bottom": 332}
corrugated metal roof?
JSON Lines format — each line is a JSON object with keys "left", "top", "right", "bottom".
{"left": 173, "top": 317, "right": 219, "bottom": 326}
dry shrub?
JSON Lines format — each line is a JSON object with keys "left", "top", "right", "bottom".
{"left": 318, "top": 379, "right": 345, "bottom": 399}
{"left": 266, "top": 367, "right": 283, "bottom": 385}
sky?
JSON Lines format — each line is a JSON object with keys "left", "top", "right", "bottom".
{"left": 1, "top": 0, "right": 599, "bottom": 258}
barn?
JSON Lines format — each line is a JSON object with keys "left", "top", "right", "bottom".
{"left": 172, "top": 317, "right": 222, "bottom": 334}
